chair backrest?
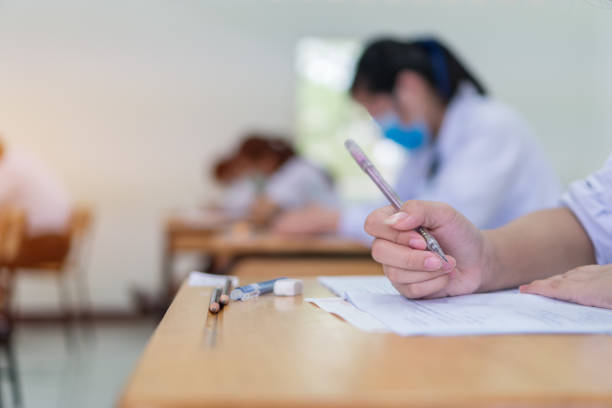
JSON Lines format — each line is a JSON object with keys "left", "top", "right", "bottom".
{"left": 0, "top": 208, "right": 25, "bottom": 265}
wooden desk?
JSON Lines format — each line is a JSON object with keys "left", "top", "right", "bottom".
{"left": 166, "top": 218, "right": 369, "bottom": 257}
{"left": 232, "top": 258, "right": 382, "bottom": 279}
{"left": 120, "top": 277, "right": 612, "bottom": 408}
{"left": 162, "top": 214, "right": 370, "bottom": 302}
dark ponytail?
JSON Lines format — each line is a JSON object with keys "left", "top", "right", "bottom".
{"left": 350, "top": 36, "right": 487, "bottom": 104}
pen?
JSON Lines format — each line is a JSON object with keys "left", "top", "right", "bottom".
{"left": 219, "top": 277, "right": 232, "bottom": 306}
{"left": 345, "top": 139, "right": 448, "bottom": 263}
{"left": 230, "top": 278, "right": 287, "bottom": 301}
{"left": 208, "top": 287, "right": 222, "bottom": 314}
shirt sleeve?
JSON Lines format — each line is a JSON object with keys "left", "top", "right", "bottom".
{"left": 418, "top": 121, "right": 524, "bottom": 229}
{"left": 418, "top": 108, "right": 560, "bottom": 229}
{"left": 265, "top": 161, "right": 307, "bottom": 209}
{"left": 265, "top": 159, "right": 337, "bottom": 210}
{"left": 561, "top": 154, "right": 612, "bottom": 265}
{"left": 337, "top": 200, "right": 391, "bottom": 245}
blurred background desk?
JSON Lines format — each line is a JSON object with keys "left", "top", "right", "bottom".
{"left": 162, "top": 213, "right": 371, "bottom": 304}
{"left": 120, "top": 276, "right": 612, "bottom": 408}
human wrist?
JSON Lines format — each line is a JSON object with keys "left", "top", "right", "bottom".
{"left": 478, "top": 230, "right": 504, "bottom": 292}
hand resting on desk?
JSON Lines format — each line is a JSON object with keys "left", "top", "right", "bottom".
{"left": 520, "top": 264, "right": 612, "bottom": 309}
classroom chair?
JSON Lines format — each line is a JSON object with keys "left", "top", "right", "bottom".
{"left": 0, "top": 207, "right": 26, "bottom": 408}
{"left": 14, "top": 205, "right": 95, "bottom": 345}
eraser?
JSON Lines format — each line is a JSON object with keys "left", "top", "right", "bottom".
{"left": 273, "top": 279, "right": 303, "bottom": 296}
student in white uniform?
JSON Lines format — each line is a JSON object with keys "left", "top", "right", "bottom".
{"left": 0, "top": 137, "right": 72, "bottom": 264}
{"left": 240, "top": 137, "right": 337, "bottom": 226}
{"left": 364, "top": 153, "right": 612, "bottom": 309}
{"left": 212, "top": 156, "right": 257, "bottom": 218}
{"left": 273, "top": 37, "right": 561, "bottom": 240}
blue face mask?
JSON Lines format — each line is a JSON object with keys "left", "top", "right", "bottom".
{"left": 373, "top": 112, "right": 430, "bottom": 151}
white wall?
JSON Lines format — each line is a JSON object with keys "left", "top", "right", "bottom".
{"left": 1, "top": 0, "right": 611, "bottom": 311}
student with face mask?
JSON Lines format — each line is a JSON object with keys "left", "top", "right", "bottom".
{"left": 274, "top": 37, "right": 561, "bottom": 241}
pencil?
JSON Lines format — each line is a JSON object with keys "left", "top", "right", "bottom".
{"left": 219, "top": 277, "right": 232, "bottom": 306}
{"left": 208, "top": 287, "right": 222, "bottom": 314}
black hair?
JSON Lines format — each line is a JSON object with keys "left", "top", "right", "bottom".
{"left": 238, "top": 133, "right": 295, "bottom": 168}
{"left": 350, "top": 36, "right": 487, "bottom": 104}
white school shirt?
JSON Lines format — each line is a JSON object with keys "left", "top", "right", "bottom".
{"left": 562, "top": 154, "right": 612, "bottom": 265}
{"left": 339, "top": 83, "right": 562, "bottom": 243}
{"left": 221, "top": 177, "right": 257, "bottom": 217}
{"left": 0, "top": 148, "right": 71, "bottom": 236}
{"left": 265, "top": 157, "right": 338, "bottom": 210}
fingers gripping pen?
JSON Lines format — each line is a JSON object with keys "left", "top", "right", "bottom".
{"left": 345, "top": 139, "right": 448, "bottom": 263}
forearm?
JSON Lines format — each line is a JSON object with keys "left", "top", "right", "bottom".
{"left": 249, "top": 196, "right": 281, "bottom": 227}
{"left": 318, "top": 208, "right": 340, "bottom": 234}
{"left": 480, "top": 207, "right": 596, "bottom": 291}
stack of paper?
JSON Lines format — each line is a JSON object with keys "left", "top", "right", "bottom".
{"left": 318, "top": 275, "right": 398, "bottom": 297}
{"left": 188, "top": 271, "right": 239, "bottom": 288}
{"left": 308, "top": 275, "right": 612, "bottom": 336}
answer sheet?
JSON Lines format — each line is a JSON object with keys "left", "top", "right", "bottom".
{"left": 317, "top": 276, "right": 612, "bottom": 336}
{"left": 318, "top": 275, "right": 398, "bottom": 297}
{"left": 305, "top": 297, "right": 388, "bottom": 332}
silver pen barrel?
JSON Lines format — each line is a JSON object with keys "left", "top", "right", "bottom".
{"left": 345, "top": 139, "right": 448, "bottom": 263}
{"left": 416, "top": 227, "right": 448, "bottom": 263}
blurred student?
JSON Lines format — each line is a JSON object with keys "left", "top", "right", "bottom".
{"left": 0, "top": 137, "right": 72, "bottom": 264}
{"left": 212, "top": 155, "right": 256, "bottom": 218}
{"left": 364, "top": 153, "right": 612, "bottom": 309}
{"left": 274, "top": 37, "right": 561, "bottom": 240}
{"left": 239, "top": 136, "right": 338, "bottom": 226}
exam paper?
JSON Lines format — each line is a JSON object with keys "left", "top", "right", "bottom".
{"left": 316, "top": 276, "right": 612, "bottom": 336}
{"left": 187, "top": 271, "right": 239, "bottom": 288}
{"left": 318, "top": 275, "right": 398, "bottom": 298}
{"left": 347, "top": 289, "right": 612, "bottom": 336}
{"left": 305, "top": 297, "right": 388, "bottom": 333}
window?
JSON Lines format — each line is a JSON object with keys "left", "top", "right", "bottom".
{"left": 295, "top": 37, "right": 406, "bottom": 202}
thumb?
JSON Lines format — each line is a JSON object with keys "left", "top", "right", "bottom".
{"left": 386, "top": 200, "right": 458, "bottom": 231}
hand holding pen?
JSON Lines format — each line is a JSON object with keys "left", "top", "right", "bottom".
{"left": 345, "top": 140, "right": 492, "bottom": 299}
{"left": 345, "top": 139, "right": 448, "bottom": 262}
